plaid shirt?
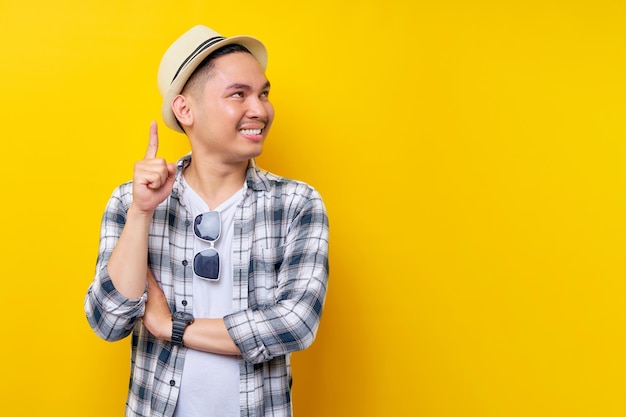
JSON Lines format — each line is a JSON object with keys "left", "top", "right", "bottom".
{"left": 85, "top": 155, "right": 329, "bottom": 417}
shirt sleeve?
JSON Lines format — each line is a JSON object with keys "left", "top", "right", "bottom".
{"left": 224, "top": 187, "right": 329, "bottom": 364}
{"left": 84, "top": 182, "right": 147, "bottom": 342}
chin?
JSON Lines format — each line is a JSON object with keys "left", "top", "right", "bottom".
{"left": 233, "top": 149, "right": 263, "bottom": 164}
{"left": 247, "top": 142, "right": 265, "bottom": 157}
{"left": 249, "top": 149, "right": 264, "bottom": 159}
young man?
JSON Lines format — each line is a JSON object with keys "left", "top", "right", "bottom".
{"left": 84, "top": 25, "right": 329, "bottom": 417}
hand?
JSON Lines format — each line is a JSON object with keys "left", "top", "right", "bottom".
{"left": 132, "top": 121, "right": 177, "bottom": 215}
{"left": 143, "top": 269, "right": 173, "bottom": 341}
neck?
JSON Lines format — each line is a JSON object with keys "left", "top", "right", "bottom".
{"left": 184, "top": 155, "right": 248, "bottom": 209}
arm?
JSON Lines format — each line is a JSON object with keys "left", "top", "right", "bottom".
{"left": 84, "top": 183, "right": 144, "bottom": 341}
{"left": 84, "top": 122, "right": 176, "bottom": 341}
{"left": 108, "top": 121, "right": 176, "bottom": 299}
{"left": 225, "top": 191, "right": 329, "bottom": 364}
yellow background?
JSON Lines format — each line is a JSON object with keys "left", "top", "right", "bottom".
{"left": 1, "top": 1, "right": 625, "bottom": 416}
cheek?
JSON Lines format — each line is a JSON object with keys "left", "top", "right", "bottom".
{"left": 221, "top": 104, "right": 240, "bottom": 117}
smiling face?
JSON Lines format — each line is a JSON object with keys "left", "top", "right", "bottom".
{"left": 175, "top": 51, "right": 274, "bottom": 165}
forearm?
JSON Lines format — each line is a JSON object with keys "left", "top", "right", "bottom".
{"left": 149, "top": 316, "right": 239, "bottom": 355}
{"left": 107, "top": 204, "right": 154, "bottom": 299}
{"left": 184, "top": 319, "right": 241, "bottom": 355}
{"left": 143, "top": 271, "right": 240, "bottom": 355}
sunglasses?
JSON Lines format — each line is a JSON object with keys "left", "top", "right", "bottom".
{"left": 193, "top": 211, "right": 221, "bottom": 280}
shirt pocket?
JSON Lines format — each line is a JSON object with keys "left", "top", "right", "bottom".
{"left": 250, "top": 243, "right": 286, "bottom": 305}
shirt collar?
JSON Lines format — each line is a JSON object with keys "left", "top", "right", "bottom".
{"left": 171, "top": 153, "right": 269, "bottom": 200}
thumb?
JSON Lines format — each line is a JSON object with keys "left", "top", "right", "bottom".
{"left": 144, "top": 121, "right": 159, "bottom": 159}
{"left": 166, "top": 162, "right": 177, "bottom": 182}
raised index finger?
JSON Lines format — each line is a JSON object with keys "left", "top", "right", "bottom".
{"left": 144, "top": 121, "right": 159, "bottom": 159}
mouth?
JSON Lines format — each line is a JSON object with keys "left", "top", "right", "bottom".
{"left": 239, "top": 128, "right": 263, "bottom": 135}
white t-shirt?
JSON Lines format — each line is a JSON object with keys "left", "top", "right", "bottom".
{"left": 173, "top": 177, "right": 242, "bottom": 417}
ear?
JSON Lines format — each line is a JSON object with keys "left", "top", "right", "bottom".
{"left": 171, "top": 94, "right": 193, "bottom": 129}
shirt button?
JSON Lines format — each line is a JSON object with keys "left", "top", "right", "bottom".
{"left": 185, "top": 220, "right": 191, "bottom": 227}
{"left": 170, "top": 380, "right": 176, "bottom": 386}
{"left": 182, "top": 260, "right": 188, "bottom": 266}
{"left": 182, "top": 300, "right": 188, "bottom": 306}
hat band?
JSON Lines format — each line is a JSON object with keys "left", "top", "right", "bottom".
{"left": 171, "top": 36, "right": 226, "bottom": 84}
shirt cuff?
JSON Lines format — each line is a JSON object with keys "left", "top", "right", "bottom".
{"left": 224, "top": 309, "right": 272, "bottom": 364}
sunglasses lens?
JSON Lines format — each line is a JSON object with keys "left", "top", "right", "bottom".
{"left": 193, "top": 248, "right": 220, "bottom": 280}
{"left": 194, "top": 212, "right": 220, "bottom": 241}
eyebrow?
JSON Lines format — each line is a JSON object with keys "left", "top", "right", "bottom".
{"left": 225, "top": 81, "right": 271, "bottom": 91}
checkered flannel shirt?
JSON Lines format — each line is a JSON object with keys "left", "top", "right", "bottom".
{"left": 85, "top": 155, "right": 329, "bottom": 417}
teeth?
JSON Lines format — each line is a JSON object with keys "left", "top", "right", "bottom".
{"left": 240, "top": 128, "right": 262, "bottom": 135}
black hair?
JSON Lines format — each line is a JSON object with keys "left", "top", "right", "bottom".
{"left": 204, "top": 44, "right": 252, "bottom": 65}
{"left": 181, "top": 43, "right": 252, "bottom": 95}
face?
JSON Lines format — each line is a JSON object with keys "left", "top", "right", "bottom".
{"left": 180, "top": 52, "right": 274, "bottom": 164}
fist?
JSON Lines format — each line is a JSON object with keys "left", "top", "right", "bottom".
{"left": 132, "top": 121, "right": 177, "bottom": 214}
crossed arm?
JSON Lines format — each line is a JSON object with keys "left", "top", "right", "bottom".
{"left": 143, "top": 268, "right": 240, "bottom": 355}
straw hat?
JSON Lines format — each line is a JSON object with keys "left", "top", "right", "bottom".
{"left": 157, "top": 25, "right": 267, "bottom": 132}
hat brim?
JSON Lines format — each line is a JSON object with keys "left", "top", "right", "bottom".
{"left": 161, "top": 35, "right": 267, "bottom": 133}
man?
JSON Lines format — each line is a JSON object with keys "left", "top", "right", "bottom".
{"left": 84, "top": 25, "right": 329, "bottom": 417}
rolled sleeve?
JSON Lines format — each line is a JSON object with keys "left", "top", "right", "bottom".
{"left": 85, "top": 265, "right": 147, "bottom": 341}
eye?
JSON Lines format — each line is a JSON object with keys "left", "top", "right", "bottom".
{"left": 260, "top": 90, "right": 270, "bottom": 99}
{"left": 231, "top": 91, "right": 244, "bottom": 98}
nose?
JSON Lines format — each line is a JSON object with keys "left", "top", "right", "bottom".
{"left": 246, "top": 96, "right": 270, "bottom": 120}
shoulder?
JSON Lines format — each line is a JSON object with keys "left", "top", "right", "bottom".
{"left": 106, "top": 181, "right": 134, "bottom": 208}
{"left": 250, "top": 164, "right": 323, "bottom": 201}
